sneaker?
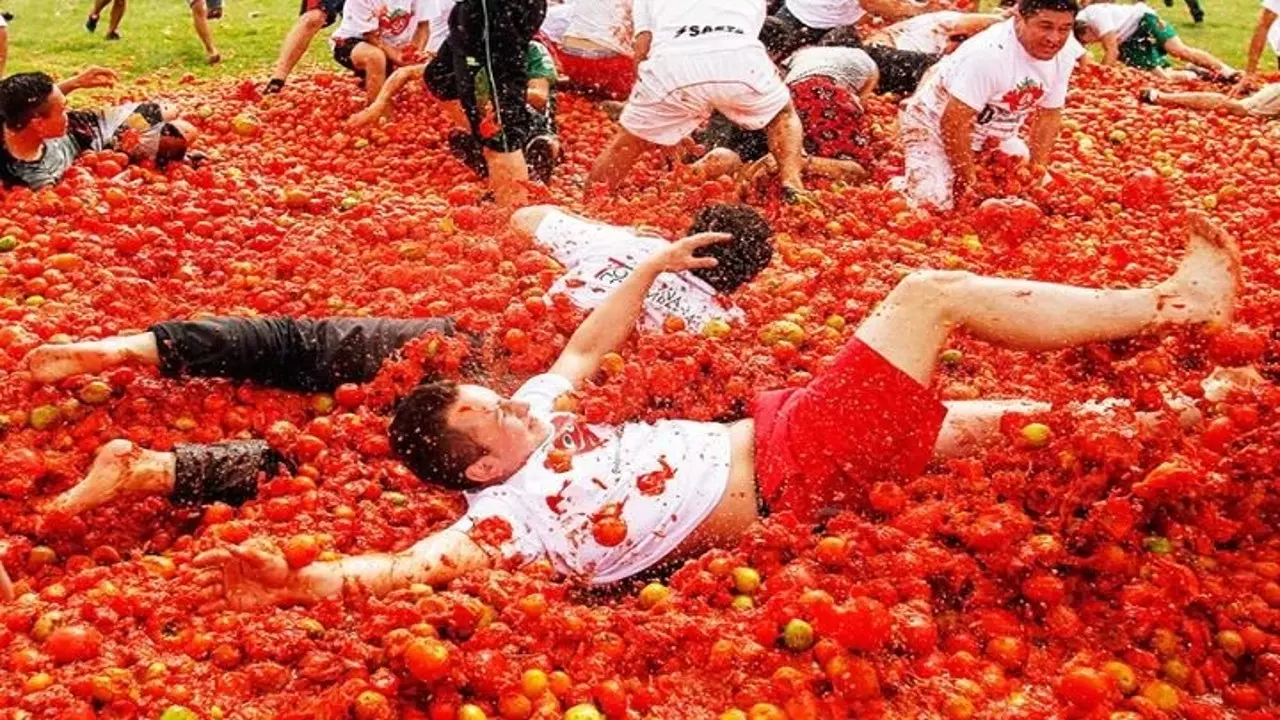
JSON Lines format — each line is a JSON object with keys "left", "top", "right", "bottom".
{"left": 447, "top": 131, "right": 489, "bottom": 179}
{"left": 105, "top": 30, "right": 121, "bottom": 41}
{"left": 1138, "top": 88, "right": 1159, "bottom": 104}
{"left": 264, "top": 78, "right": 286, "bottom": 95}
{"left": 3, "top": 12, "right": 15, "bottom": 21}
{"left": 85, "top": 13, "right": 99, "bottom": 32}
{"left": 525, "top": 135, "right": 559, "bottom": 184}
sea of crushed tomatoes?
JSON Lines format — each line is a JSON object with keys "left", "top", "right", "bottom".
{"left": 0, "top": 59, "right": 1277, "bottom": 720}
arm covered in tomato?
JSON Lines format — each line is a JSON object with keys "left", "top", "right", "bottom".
{"left": 192, "top": 530, "right": 491, "bottom": 609}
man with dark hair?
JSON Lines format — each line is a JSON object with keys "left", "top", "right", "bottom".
{"left": 188, "top": 215, "right": 1239, "bottom": 609}
{"left": 0, "top": 69, "right": 201, "bottom": 189}
{"left": 893, "top": 0, "right": 1085, "bottom": 210}
{"left": 265, "top": 0, "right": 348, "bottom": 94}
{"left": 510, "top": 204, "right": 773, "bottom": 334}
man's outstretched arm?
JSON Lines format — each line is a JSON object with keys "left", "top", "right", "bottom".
{"left": 193, "top": 529, "right": 491, "bottom": 609}
{"left": 548, "top": 232, "right": 730, "bottom": 386}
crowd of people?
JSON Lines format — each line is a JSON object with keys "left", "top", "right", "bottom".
{"left": 0, "top": 0, "right": 1274, "bottom": 607}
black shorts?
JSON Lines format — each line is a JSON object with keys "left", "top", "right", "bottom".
{"left": 172, "top": 440, "right": 286, "bottom": 507}
{"left": 301, "top": 0, "right": 344, "bottom": 27}
{"left": 332, "top": 37, "right": 394, "bottom": 79}
{"left": 150, "top": 316, "right": 460, "bottom": 392}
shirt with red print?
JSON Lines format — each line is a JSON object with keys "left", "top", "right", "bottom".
{"left": 447, "top": 373, "right": 733, "bottom": 585}
{"left": 332, "top": 0, "right": 432, "bottom": 50}
{"left": 902, "top": 19, "right": 1085, "bottom": 149}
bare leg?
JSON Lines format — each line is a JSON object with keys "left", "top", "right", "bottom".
{"left": 1164, "top": 38, "right": 1234, "bottom": 76}
{"left": 87, "top": 0, "right": 112, "bottom": 30}
{"left": 1151, "top": 89, "right": 1249, "bottom": 115}
{"left": 586, "top": 129, "right": 654, "bottom": 190}
{"left": 1153, "top": 67, "right": 1199, "bottom": 84}
{"left": 44, "top": 441, "right": 176, "bottom": 516}
{"left": 763, "top": 102, "right": 805, "bottom": 192}
{"left": 934, "top": 399, "right": 1052, "bottom": 458}
{"left": 688, "top": 148, "right": 745, "bottom": 180}
{"left": 27, "top": 332, "right": 159, "bottom": 384}
{"left": 486, "top": 149, "right": 530, "bottom": 207}
{"left": 348, "top": 64, "right": 426, "bottom": 127}
{"left": 271, "top": 10, "right": 327, "bottom": 83}
{"left": 107, "top": 0, "right": 127, "bottom": 35}
{"left": 806, "top": 156, "right": 868, "bottom": 183}
{"left": 190, "top": 0, "right": 220, "bottom": 63}
{"left": 854, "top": 213, "right": 1239, "bottom": 385}
{"left": 351, "top": 42, "right": 389, "bottom": 102}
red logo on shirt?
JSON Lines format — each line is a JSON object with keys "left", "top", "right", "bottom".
{"left": 553, "top": 421, "right": 605, "bottom": 456}
{"left": 999, "top": 79, "right": 1046, "bottom": 112}
{"left": 377, "top": 6, "right": 413, "bottom": 37}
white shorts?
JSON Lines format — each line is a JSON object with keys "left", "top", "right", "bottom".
{"left": 892, "top": 114, "right": 1029, "bottom": 211}
{"left": 1241, "top": 83, "right": 1280, "bottom": 117}
{"left": 620, "top": 47, "right": 792, "bottom": 146}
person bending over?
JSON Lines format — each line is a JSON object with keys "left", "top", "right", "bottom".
{"left": 686, "top": 46, "right": 876, "bottom": 185}
{"left": 510, "top": 203, "right": 773, "bottom": 334}
{"left": 185, "top": 213, "right": 1237, "bottom": 609}
{"left": 0, "top": 70, "right": 201, "bottom": 190}
{"left": 586, "top": 0, "right": 809, "bottom": 203}
{"left": 1073, "top": 3, "right": 1236, "bottom": 83}
{"left": 350, "top": 38, "right": 562, "bottom": 184}
{"left": 330, "top": 0, "right": 432, "bottom": 102}
{"left": 265, "top": 0, "right": 348, "bottom": 94}
{"left": 894, "top": 0, "right": 1085, "bottom": 210}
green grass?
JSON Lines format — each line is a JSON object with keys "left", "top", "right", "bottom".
{"left": 2, "top": 0, "right": 1272, "bottom": 86}
{"left": 3, "top": 0, "right": 331, "bottom": 83}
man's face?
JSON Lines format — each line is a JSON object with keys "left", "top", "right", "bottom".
{"left": 447, "top": 384, "right": 550, "bottom": 485}
{"left": 29, "top": 89, "right": 69, "bottom": 140}
{"left": 1015, "top": 9, "right": 1076, "bottom": 60}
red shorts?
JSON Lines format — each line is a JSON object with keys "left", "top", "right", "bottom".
{"left": 552, "top": 46, "right": 636, "bottom": 100}
{"left": 752, "top": 338, "right": 948, "bottom": 523}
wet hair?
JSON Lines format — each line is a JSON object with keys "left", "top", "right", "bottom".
{"left": 1018, "top": 0, "right": 1079, "bottom": 17}
{"left": 686, "top": 204, "right": 774, "bottom": 293}
{"left": 0, "top": 73, "right": 56, "bottom": 131}
{"left": 1073, "top": 19, "right": 1093, "bottom": 41}
{"left": 388, "top": 380, "right": 483, "bottom": 490}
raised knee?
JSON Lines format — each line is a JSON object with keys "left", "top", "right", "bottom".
{"left": 510, "top": 205, "right": 556, "bottom": 236}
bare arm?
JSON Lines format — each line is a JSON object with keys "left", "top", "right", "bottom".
{"left": 634, "top": 31, "right": 653, "bottom": 69}
{"left": 1100, "top": 33, "right": 1120, "bottom": 65}
{"left": 861, "top": 0, "right": 925, "bottom": 22}
{"left": 365, "top": 29, "right": 405, "bottom": 66}
{"left": 57, "top": 66, "right": 118, "bottom": 95}
{"left": 939, "top": 94, "right": 979, "bottom": 190}
{"left": 0, "top": 27, "right": 8, "bottom": 79}
{"left": 1026, "top": 107, "right": 1063, "bottom": 166}
{"left": 193, "top": 530, "right": 491, "bottom": 609}
{"left": 527, "top": 78, "right": 552, "bottom": 111}
{"left": 548, "top": 232, "right": 730, "bottom": 386}
{"left": 408, "top": 21, "right": 430, "bottom": 58}
{"left": 1244, "top": 9, "right": 1276, "bottom": 75}
{"left": 945, "top": 14, "right": 1002, "bottom": 38}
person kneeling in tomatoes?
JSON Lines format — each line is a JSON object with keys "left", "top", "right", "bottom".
{"left": 22, "top": 203, "right": 775, "bottom": 520}
{"left": 185, "top": 213, "right": 1238, "bottom": 610}
{"left": 0, "top": 69, "right": 202, "bottom": 190}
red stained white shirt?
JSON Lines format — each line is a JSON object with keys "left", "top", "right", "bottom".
{"left": 448, "top": 373, "right": 732, "bottom": 584}
{"left": 333, "top": 0, "right": 432, "bottom": 49}
{"left": 633, "top": 0, "right": 767, "bottom": 58}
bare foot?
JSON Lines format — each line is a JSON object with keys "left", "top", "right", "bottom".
{"left": 43, "top": 440, "right": 162, "bottom": 516}
{"left": 1156, "top": 212, "right": 1241, "bottom": 327}
{"left": 27, "top": 342, "right": 117, "bottom": 384}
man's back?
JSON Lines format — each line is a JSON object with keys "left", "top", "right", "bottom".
{"left": 634, "top": 0, "right": 767, "bottom": 58}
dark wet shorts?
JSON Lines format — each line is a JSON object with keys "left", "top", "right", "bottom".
{"left": 171, "top": 440, "right": 287, "bottom": 507}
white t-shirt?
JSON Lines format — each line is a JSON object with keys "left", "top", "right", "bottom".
{"left": 1077, "top": 2, "right": 1156, "bottom": 43}
{"left": 421, "top": 0, "right": 457, "bottom": 53}
{"left": 784, "top": 0, "right": 865, "bottom": 29}
{"left": 1266, "top": 0, "right": 1280, "bottom": 55}
{"left": 536, "top": 210, "right": 745, "bottom": 333}
{"left": 565, "top": 0, "right": 635, "bottom": 56}
{"left": 634, "top": 0, "right": 767, "bottom": 58}
{"left": 542, "top": 1, "right": 578, "bottom": 45}
{"left": 333, "top": 0, "right": 432, "bottom": 49}
{"left": 884, "top": 11, "right": 970, "bottom": 54}
{"left": 448, "top": 374, "right": 732, "bottom": 584}
{"left": 902, "top": 20, "right": 1083, "bottom": 148}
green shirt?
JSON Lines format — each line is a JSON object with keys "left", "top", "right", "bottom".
{"left": 476, "top": 41, "right": 558, "bottom": 106}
